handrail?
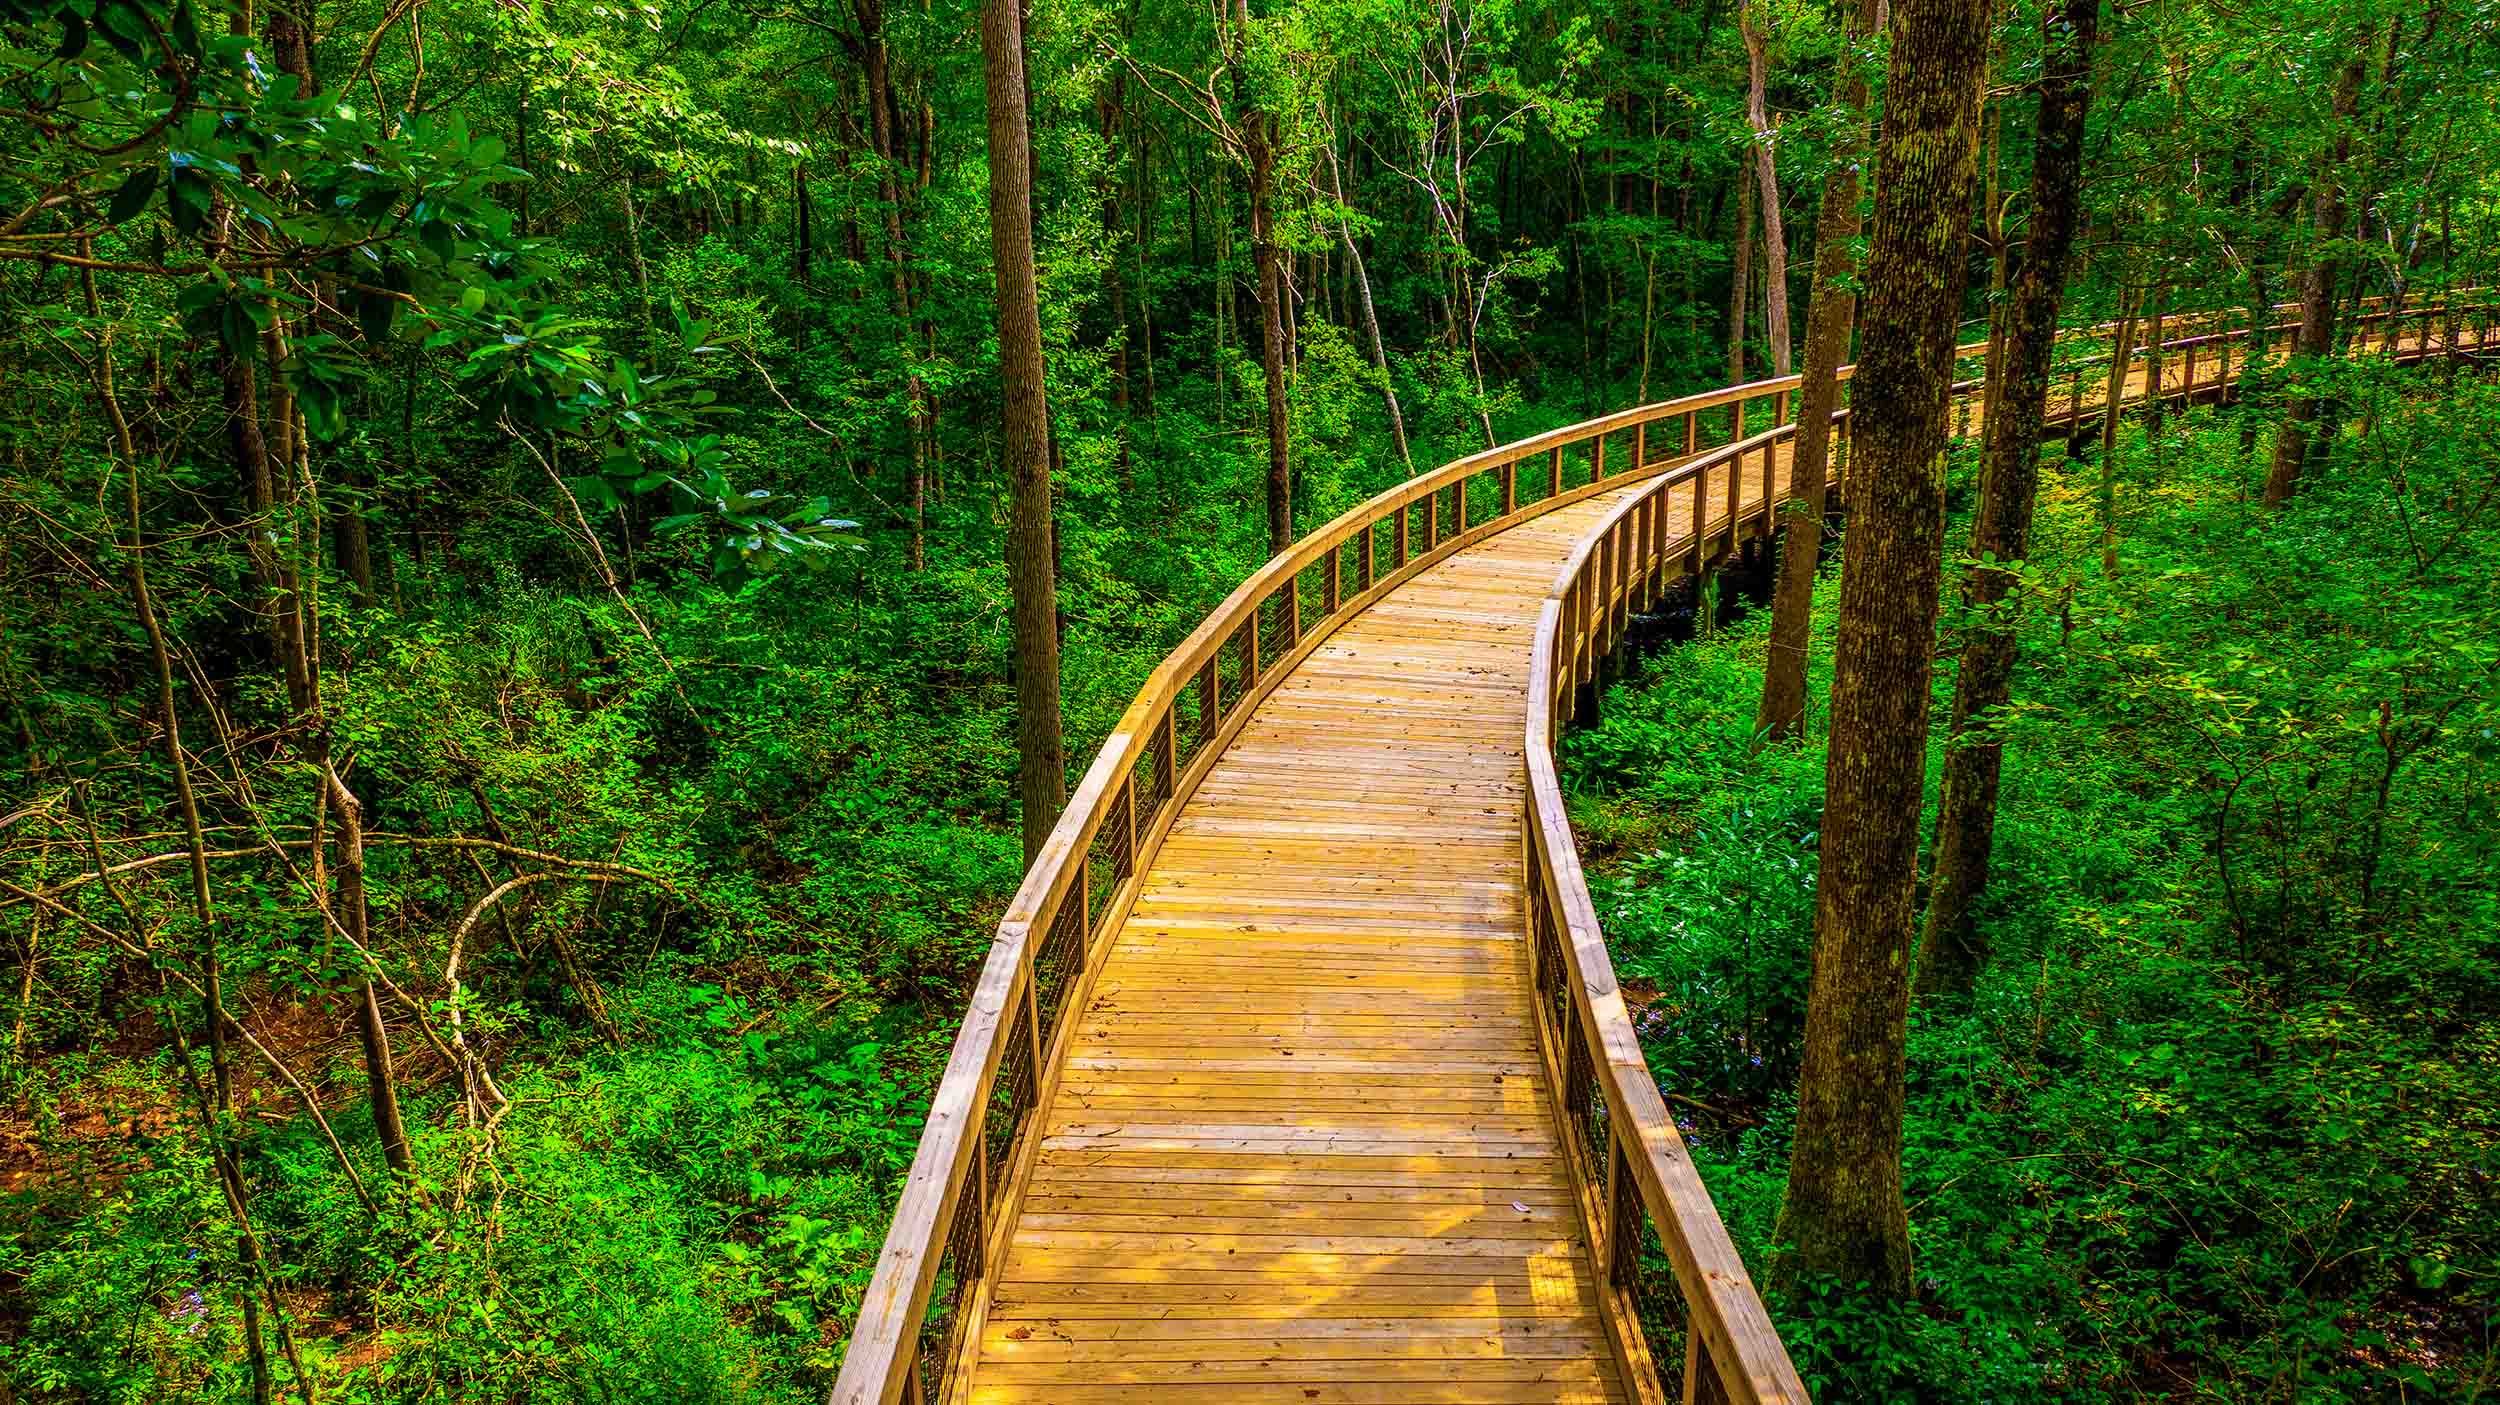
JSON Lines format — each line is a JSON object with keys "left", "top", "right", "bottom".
{"left": 830, "top": 347, "right": 1849, "bottom": 1405}
{"left": 1510, "top": 291, "right": 2497, "bottom": 1404}
{"left": 831, "top": 291, "right": 2496, "bottom": 1405}
{"left": 1523, "top": 418, "right": 1819, "bottom": 1405}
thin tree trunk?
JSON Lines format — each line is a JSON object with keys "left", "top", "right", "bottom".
{"left": 1728, "top": 166, "right": 1755, "bottom": 385}
{"left": 860, "top": 0, "right": 929, "bottom": 570}
{"left": 2099, "top": 291, "right": 2140, "bottom": 574}
{"left": 981, "top": 0, "right": 1066, "bottom": 860}
{"left": 322, "top": 765, "right": 413, "bottom": 1175}
{"left": 1771, "top": 0, "right": 1991, "bottom": 1299}
{"left": 89, "top": 268, "right": 296, "bottom": 1405}
{"left": 1325, "top": 144, "right": 1411, "bottom": 470}
{"left": 1232, "top": 0, "right": 1293, "bottom": 555}
{"left": 2265, "top": 48, "right": 2368, "bottom": 507}
{"left": 1916, "top": 0, "right": 2101, "bottom": 999}
{"left": 1741, "top": 0, "right": 1791, "bottom": 377}
{"left": 1753, "top": 0, "right": 1882, "bottom": 743}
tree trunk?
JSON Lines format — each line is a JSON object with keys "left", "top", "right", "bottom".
{"left": 981, "top": 0, "right": 1067, "bottom": 861}
{"left": 1741, "top": 0, "right": 1791, "bottom": 377}
{"left": 324, "top": 765, "right": 414, "bottom": 1175}
{"left": 1728, "top": 166, "right": 1755, "bottom": 385}
{"left": 2098, "top": 291, "right": 2139, "bottom": 574}
{"left": 1916, "top": 0, "right": 2101, "bottom": 999}
{"left": 1232, "top": 0, "right": 1293, "bottom": 555}
{"left": 1753, "top": 0, "right": 1882, "bottom": 744}
{"left": 860, "top": 0, "right": 930, "bottom": 570}
{"left": 1771, "top": 0, "right": 1992, "bottom": 1299}
{"left": 2264, "top": 49, "right": 2368, "bottom": 507}
{"left": 1325, "top": 144, "right": 1412, "bottom": 470}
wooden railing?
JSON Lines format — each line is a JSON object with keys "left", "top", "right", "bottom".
{"left": 1523, "top": 413, "right": 1823, "bottom": 1405}
{"left": 830, "top": 290, "right": 2494, "bottom": 1405}
{"left": 828, "top": 359, "right": 1867, "bottom": 1403}
{"left": 1508, "top": 290, "right": 2495, "bottom": 1405}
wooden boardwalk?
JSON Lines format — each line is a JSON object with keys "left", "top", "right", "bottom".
{"left": 839, "top": 299, "right": 2494, "bottom": 1405}
{"left": 965, "top": 462, "right": 1776, "bottom": 1402}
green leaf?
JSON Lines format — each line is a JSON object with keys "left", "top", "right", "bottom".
{"left": 357, "top": 290, "right": 396, "bottom": 345}
{"left": 106, "top": 164, "right": 158, "bottom": 225}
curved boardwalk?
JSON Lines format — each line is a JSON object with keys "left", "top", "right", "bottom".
{"left": 840, "top": 299, "right": 2493, "bottom": 1405}
{"left": 966, "top": 464, "right": 1770, "bottom": 1402}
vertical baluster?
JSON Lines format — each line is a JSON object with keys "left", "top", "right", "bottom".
{"left": 1155, "top": 707, "right": 1177, "bottom": 818}
{"left": 1684, "top": 1335, "right": 1729, "bottom": 1405}
{"left": 1198, "top": 659, "right": 1219, "bottom": 746}
{"left": 1653, "top": 478, "right": 1674, "bottom": 585}
{"left": 1688, "top": 462, "right": 1710, "bottom": 572}
{"left": 1725, "top": 445, "right": 1741, "bottom": 551}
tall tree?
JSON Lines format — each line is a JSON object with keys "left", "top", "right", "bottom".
{"left": 1739, "top": 0, "right": 1791, "bottom": 378}
{"left": 982, "top": 0, "right": 1068, "bottom": 859}
{"left": 2263, "top": 45, "right": 2368, "bottom": 507}
{"left": 1772, "top": 0, "right": 1993, "bottom": 1298}
{"left": 1917, "top": 0, "right": 2105, "bottom": 998}
{"left": 1225, "top": 0, "right": 1296, "bottom": 554}
{"left": 1754, "top": 0, "right": 1882, "bottom": 742}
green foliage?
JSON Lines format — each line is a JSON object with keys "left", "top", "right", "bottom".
{"left": 1565, "top": 374, "right": 2500, "bottom": 1401}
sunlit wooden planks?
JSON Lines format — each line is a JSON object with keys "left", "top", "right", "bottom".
{"left": 962, "top": 495, "right": 1652, "bottom": 1405}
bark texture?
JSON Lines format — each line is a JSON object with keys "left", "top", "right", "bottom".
{"left": 2263, "top": 49, "right": 2367, "bottom": 507}
{"left": 1916, "top": 0, "right": 2102, "bottom": 998}
{"left": 1772, "top": 0, "right": 1992, "bottom": 1298}
{"left": 1754, "top": 0, "right": 1881, "bottom": 742}
{"left": 981, "top": 0, "right": 1067, "bottom": 860}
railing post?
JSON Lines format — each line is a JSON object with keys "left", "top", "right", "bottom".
{"left": 1633, "top": 423, "right": 1648, "bottom": 475}
{"left": 1282, "top": 576, "right": 1301, "bottom": 652}
{"left": 1155, "top": 706, "right": 1177, "bottom": 814}
{"left": 1359, "top": 518, "right": 1376, "bottom": 590}
{"left": 1455, "top": 473, "right": 1469, "bottom": 533}
{"left": 1394, "top": 498, "right": 1410, "bottom": 568}
{"left": 1501, "top": 460, "right": 1518, "bottom": 515}
{"left": 1323, "top": 545, "right": 1342, "bottom": 615}
{"left": 1592, "top": 430, "right": 1608, "bottom": 482}
{"left": 1682, "top": 411, "right": 1697, "bottom": 456}
{"left": 1550, "top": 443, "right": 1565, "bottom": 496}
{"left": 1686, "top": 465, "right": 1708, "bottom": 573}
{"left": 1426, "top": 487, "right": 1443, "bottom": 552}
{"left": 1198, "top": 659, "right": 1219, "bottom": 742}
{"left": 1724, "top": 445, "right": 1741, "bottom": 552}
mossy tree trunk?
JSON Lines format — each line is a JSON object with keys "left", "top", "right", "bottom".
{"left": 982, "top": 0, "right": 1067, "bottom": 861}
{"left": 1771, "top": 0, "right": 1993, "bottom": 1299}
{"left": 1917, "top": 0, "right": 2105, "bottom": 999}
{"left": 1754, "top": 0, "right": 1881, "bottom": 744}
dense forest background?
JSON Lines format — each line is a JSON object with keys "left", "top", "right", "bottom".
{"left": 1, "top": 0, "right": 2495, "bottom": 1394}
